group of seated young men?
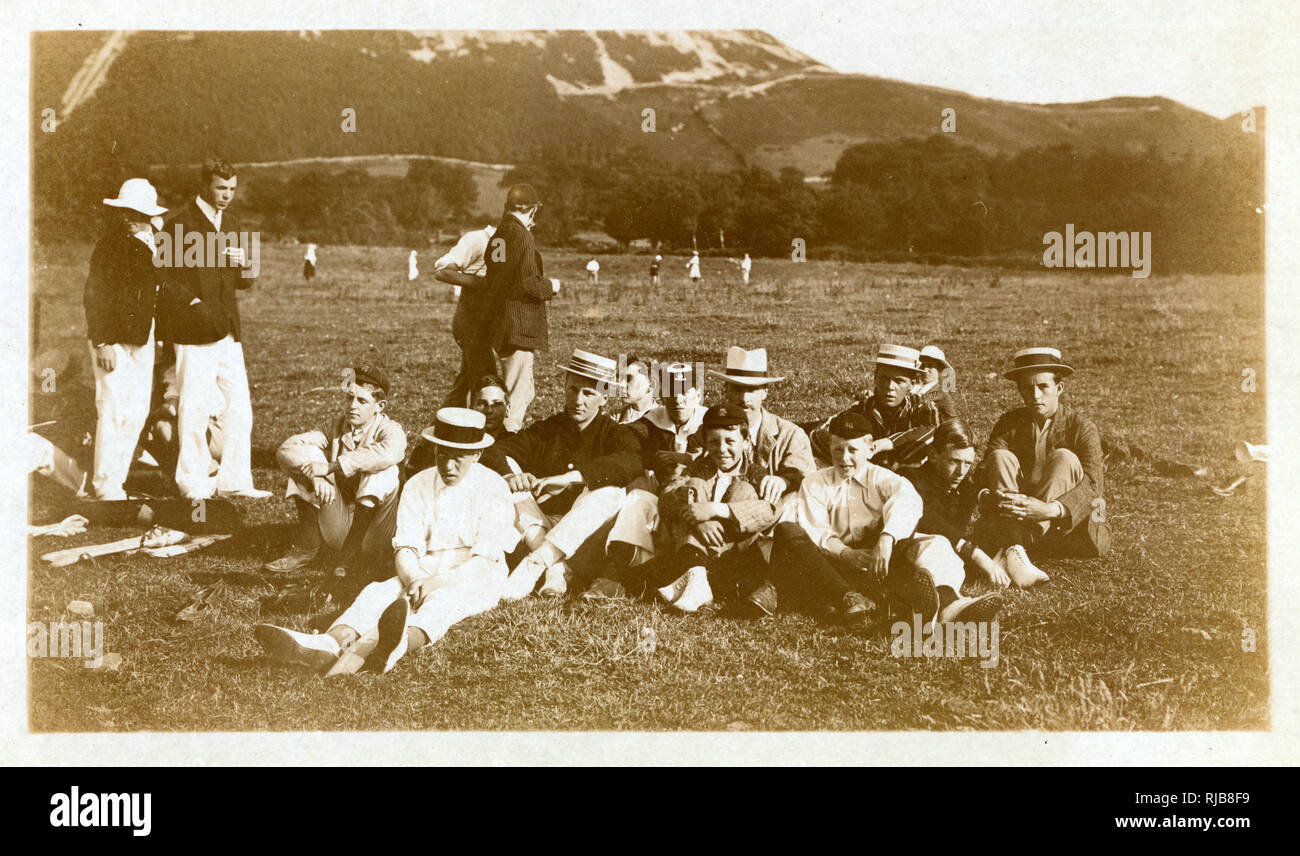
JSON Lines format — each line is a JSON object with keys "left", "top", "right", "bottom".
{"left": 255, "top": 342, "right": 1110, "bottom": 676}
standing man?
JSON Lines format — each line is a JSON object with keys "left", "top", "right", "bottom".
{"left": 159, "top": 157, "right": 268, "bottom": 500}
{"left": 738, "top": 253, "right": 752, "bottom": 287}
{"left": 809, "top": 344, "right": 955, "bottom": 469}
{"left": 483, "top": 184, "right": 559, "bottom": 432}
{"left": 686, "top": 251, "right": 702, "bottom": 287}
{"left": 302, "top": 243, "right": 316, "bottom": 282}
{"left": 83, "top": 178, "right": 167, "bottom": 500}
{"left": 649, "top": 255, "right": 662, "bottom": 291}
{"left": 434, "top": 219, "right": 497, "bottom": 409}
{"left": 586, "top": 257, "right": 600, "bottom": 289}
{"left": 975, "top": 347, "right": 1110, "bottom": 558}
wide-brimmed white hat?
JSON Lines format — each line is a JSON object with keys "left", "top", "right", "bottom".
{"left": 919, "top": 345, "right": 951, "bottom": 370}
{"left": 707, "top": 346, "right": 785, "bottom": 387}
{"left": 103, "top": 178, "right": 167, "bottom": 217}
{"left": 557, "top": 349, "right": 620, "bottom": 387}
{"left": 421, "top": 407, "right": 494, "bottom": 450}
{"left": 1003, "top": 347, "right": 1074, "bottom": 380}
{"left": 875, "top": 344, "right": 923, "bottom": 376}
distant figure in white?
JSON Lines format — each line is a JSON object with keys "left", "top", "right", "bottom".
{"left": 303, "top": 243, "right": 316, "bottom": 282}
{"left": 739, "top": 253, "right": 752, "bottom": 286}
{"left": 408, "top": 250, "right": 419, "bottom": 282}
{"left": 586, "top": 257, "right": 599, "bottom": 288}
{"left": 686, "top": 251, "right": 702, "bottom": 285}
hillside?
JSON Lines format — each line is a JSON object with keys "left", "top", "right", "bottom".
{"left": 32, "top": 29, "right": 1259, "bottom": 180}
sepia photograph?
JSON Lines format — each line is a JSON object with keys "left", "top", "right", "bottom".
{"left": 12, "top": 1, "right": 1292, "bottom": 761}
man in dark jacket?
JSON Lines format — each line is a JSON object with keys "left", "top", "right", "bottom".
{"left": 481, "top": 349, "right": 641, "bottom": 599}
{"left": 974, "top": 347, "right": 1110, "bottom": 558}
{"left": 809, "top": 344, "right": 956, "bottom": 470}
{"left": 83, "top": 178, "right": 168, "bottom": 500}
{"left": 482, "top": 184, "right": 560, "bottom": 432}
{"left": 157, "top": 157, "right": 266, "bottom": 500}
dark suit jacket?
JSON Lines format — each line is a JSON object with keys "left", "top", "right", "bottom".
{"left": 484, "top": 214, "right": 554, "bottom": 353}
{"left": 482, "top": 412, "right": 642, "bottom": 513}
{"left": 980, "top": 402, "right": 1106, "bottom": 537}
{"left": 83, "top": 229, "right": 162, "bottom": 346}
{"left": 157, "top": 199, "right": 256, "bottom": 345}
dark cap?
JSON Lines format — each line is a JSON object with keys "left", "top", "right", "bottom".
{"left": 828, "top": 411, "right": 873, "bottom": 441}
{"left": 702, "top": 403, "right": 747, "bottom": 431}
{"left": 505, "top": 184, "right": 541, "bottom": 211}
{"left": 353, "top": 364, "right": 391, "bottom": 397}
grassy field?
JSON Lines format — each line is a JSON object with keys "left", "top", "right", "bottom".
{"left": 27, "top": 241, "right": 1268, "bottom": 731}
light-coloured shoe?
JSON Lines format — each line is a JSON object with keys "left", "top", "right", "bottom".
{"left": 502, "top": 554, "right": 549, "bottom": 601}
{"left": 324, "top": 627, "right": 379, "bottom": 678}
{"left": 538, "top": 561, "right": 569, "bottom": 598}
{"left": 656, "top": 572, "right": 691, "bottom": 605}
{"left": 671, "top": 566, "right": 713, "bottom": 613}
{"left": 254, "top": 624, "right": 340, "bottom": 673}
{"left": 1001, "top": 544, "right": 1050, "bottom": 588}
{"left": 263, "top": 546, "right": 318, "bottom": 574}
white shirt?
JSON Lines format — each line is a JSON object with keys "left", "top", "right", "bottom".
{"left": 392, "top": 462, "right": 519, "bottom": 564}
{"left": 131, "top": 226, "right": 156, "bottom": 253}
{"left": 790, "top": 463, "right": 922, "bottom": 555}
{"left": 434, "top": 226, "right": 495, "bottom": 278}
{"left": 195, "top": 195, "right": 221, "bottom": 230}
{"left": 740, "top": 256, "right": 751, "bottom": 272}
{"left": 304, "top": 244, "right": 317, "bottom": 264}
{"left": 586, "top": 259, "right": 600, "bottom": 273}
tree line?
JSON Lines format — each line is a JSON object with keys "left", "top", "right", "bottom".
{"left": 35, "top": 133, "right": 1261, "bottom": 272}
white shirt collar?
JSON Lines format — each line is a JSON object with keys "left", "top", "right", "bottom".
{"left": 195, "top": 195, "right": 221, "bottom": 229}
{"left": 131, "top": 227, "right": 156, "bottom": 251}
{"left": 509, "top": 211, "right": 532, "bottom": 230}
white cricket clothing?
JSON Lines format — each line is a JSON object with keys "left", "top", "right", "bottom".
{"left": 788, "top": 464, "right": 923, "bottom": 555}
{"left": 174, "top": 334, "right": 254, "bottom": 498}
{"left": 88, "top": 324, "right": 155, "bottom": 500}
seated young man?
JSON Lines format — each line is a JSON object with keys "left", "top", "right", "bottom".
{"left": 606, "top": 356, "right": 656, "bottom": 425}
{"left": 902, "top": 418, "right": 1049, "bottom": 591}
{"left": 914, "top": 345, "right": 957, "bottom": 409}
{"left": 592, "top": 361, "right": 707, "bottom": 580}
{"left": 481, "top": 349, "right": 642, "bottom": 600}
{"left": 648, "top": 404, "right": 779, "bottom": 613}
{"left": 255, "top": 408, "right": 516, "bottom": 675}
{"left": 264, "top": 365, "right": 407, "bottom": 589}
{"left": 809, "top": 344, "right": 955, "bottom": 470}
{"left": 766, "top": 411, "right": 935, "bottom": 626}
{"left": 974, "top": 347, "right": 1110, "bottom": 559}
{"left": 405, "top": 374, "right": 509, "bottom": 481}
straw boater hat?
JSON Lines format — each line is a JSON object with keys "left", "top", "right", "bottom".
{"left": 103, "top": 178, "right": 168, "bottom": 217}
{"left": 919, "top": 345, "right": 951, "bottom": 371}
{"left": 420, "top": 407, "right": 494, "bottom": 450}
{"left": 658, "top": 362, "right": 698, "bottom": 397}
{"left": 707, "top": 347, "right": 785, "bottom": 387}
{"left": 1003, "top": 347, "right": 1074, "bottom": 381}
{"left": 557, "top": 349, "right": 620, "bottom": 388}
{"left": 874, "top": 344, "right": 924, "bottom": 376}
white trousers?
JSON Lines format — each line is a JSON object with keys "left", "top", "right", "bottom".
{"left": 89, "top": 334, "right": 155, "bottom": 500}
{"left": 282, "top": 447, "right": 401, "bottom": 556}
{"left": 606, "top": 487, "right": 659, "bottom": 565}
{"left": 513, "top": 485, "right": 626, "bottom": 557}
{"left": 331, "top": 553, "right": 506, "bottom": 646}
{"left": 902, "top": 533, "right": 968, "bottom": 592}
{"left": 499, "top": 349, "right": 535, "bottom": 433}
{"left": 175, "top": 335, "right": 254, "bottom": 498}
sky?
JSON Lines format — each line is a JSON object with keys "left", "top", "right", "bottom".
{"left": 765, "top": 0, "right": 1281, "bottom": 118}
